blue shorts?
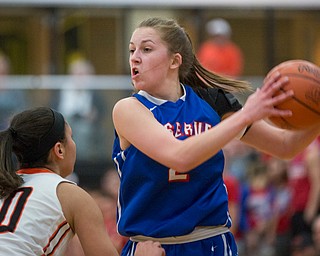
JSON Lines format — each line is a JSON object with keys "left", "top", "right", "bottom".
{"left": 121, "top": 232, "right": 238, "bottom": 256}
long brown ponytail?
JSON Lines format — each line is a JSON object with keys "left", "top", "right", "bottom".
{"left": 0, "top": 129, "right": 23, "bottom": 199}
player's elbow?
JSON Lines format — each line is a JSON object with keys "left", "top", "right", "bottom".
{"left": 167, "top": 156, "right": 197, "bottom": 173}
{"left": 269, "top": 147, "right": 299, "bottom": 160}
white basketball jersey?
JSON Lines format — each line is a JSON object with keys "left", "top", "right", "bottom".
{"left": 0, "top": 168, "right": 75, "bottom": 255}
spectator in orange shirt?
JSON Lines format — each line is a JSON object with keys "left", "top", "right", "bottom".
{"left": 197, "top": 18, "right": 244, "bottom": 78}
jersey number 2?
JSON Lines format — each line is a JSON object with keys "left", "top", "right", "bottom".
{"left": 0, "top": 187, "right": 33, "bottom": 233}
{"left": 168, "top": 169, "right": 189, "bottom": 182}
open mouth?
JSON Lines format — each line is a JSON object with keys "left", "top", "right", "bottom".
{"left": 132, "top": 68, "right": 139, "bottom": 76}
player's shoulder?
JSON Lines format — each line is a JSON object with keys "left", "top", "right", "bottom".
{"left": 114, "top": 96, "right": 139, "bottom": 109}
{"left": 114, "top": 95, "right": 151, "bottom": 117}
{"left": 57, "top": 182, "right": 100, "bottom": 213}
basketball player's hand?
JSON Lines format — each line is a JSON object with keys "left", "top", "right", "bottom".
{"left": 243, "top": 71, "right": 292, "bottom": 123}
{"left": 135, "top": 241, "right": 166, "bottom": 256}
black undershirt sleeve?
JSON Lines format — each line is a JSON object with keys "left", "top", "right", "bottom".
{"left": 194, "top": 87, "right": 243, "bottom": 118}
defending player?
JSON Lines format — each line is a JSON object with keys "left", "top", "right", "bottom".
{"left": 0, "top": 107, "right": 165, "bottom": 256}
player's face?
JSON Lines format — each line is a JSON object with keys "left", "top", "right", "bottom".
{"left": 60, "top": 123, "right": 76, "bottom": 178}
{"left": 129, "top": 27, "right": 173, "bottom": 93}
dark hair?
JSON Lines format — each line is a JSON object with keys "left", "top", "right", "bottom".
{"left": 138, "top": 17, "right": 251, "bottom": 93}
{"left": 0, "top": 107, "right": 65, "bottom": 198}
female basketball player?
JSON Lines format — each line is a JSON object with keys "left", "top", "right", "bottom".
{"left": 112, "top": 17, "right": 320, "bottom": 256}
{"left": 0, "top": 107, "right": 165, "bottom": 256}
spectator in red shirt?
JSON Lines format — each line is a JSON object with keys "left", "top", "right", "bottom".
{"left": 267, "top": 157, "right": 292, "bottom": 256}
{"left": 287, "top": 138, "right": 320, "bottom": 239}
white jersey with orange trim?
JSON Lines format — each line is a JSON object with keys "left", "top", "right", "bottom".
{"left": 0, "top": 168, "right": 75, "bottom": 255}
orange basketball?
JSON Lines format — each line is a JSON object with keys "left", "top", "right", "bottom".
{"left": 266, "top": 59, "right": 320, "bottom": 130}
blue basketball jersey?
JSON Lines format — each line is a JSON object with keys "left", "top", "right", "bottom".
{"left": 112, "top": 84, "right": 232, "bottom": 238}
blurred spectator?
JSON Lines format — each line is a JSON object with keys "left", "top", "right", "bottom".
{"left": 287, "top": 138, "right": 320, "bottom": 240}
{"left": 100, "top": 167, "right": 120, "bottom": 200}
{"left": 51, "top": 55, "right": 107, "bottom": 161}
{"left": 221, "top": 139, "right": 258, "bottom": 183}
{"left": 100, "top": 168, "right": 128, "bottom": 253}
{"left": 0, "top": 51, "right": 28, "bottom": 129}
{"left": 235, "top": 180, "right": 250, "bottom": 256}
{"left": 223, "top": 142, "right": 242, "bottom": 234}
{"left": 223, "top": 170, "right": 240, "bottom": 233}
{"left": 223, "top": 142, "right": 242, "bottom": 252}
{"left": 92, "top": 190, "right": 128, "bottom": 253}
{"left": 244, "top": 162, "right": 274, "bottom": 256}
{"left": 267, "top": 157, "right": 292, "bottom": 256}
{"left": 222, "top": 140, "right": 259, "bottom": 255}
{"left": 312, "top": 215, "right": 320, "bottom": 256}
{"left": 197, "top": 18, "right": 244, "bottom": 78}
{"left": 291, "top": 232, "right": 316, "bottom": 256}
